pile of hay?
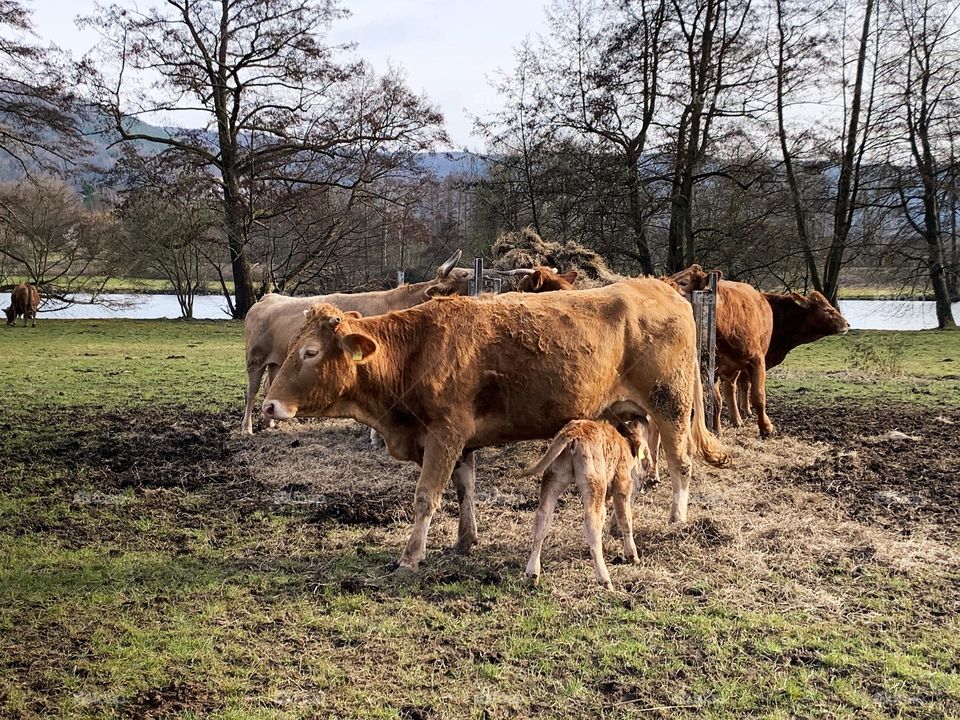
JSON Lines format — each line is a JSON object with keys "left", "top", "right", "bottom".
{"left": 491, "top": 227, "right": 622, "bottom": 288}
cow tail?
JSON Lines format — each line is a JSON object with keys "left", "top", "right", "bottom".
{"left": 522, "top": 433, "right": 571, "bottom": 477}
{"left": 691, "top": 359, "right": 732, "bottom": 468}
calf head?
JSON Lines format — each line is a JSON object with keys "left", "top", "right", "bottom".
{"left": 4, "top": 306, "right": 15, "bottom": 326}
{"left": 617, "top": 417, "right": 653, "bottom": 478}
{"left": 518, "top": 267, "right": 578, "bottom": 293}
{"left": 424, "top": 249, "right": 474, "bottom": 298}
{"left": 262, "top": 303, "right": 377, "bottom": 421}
{"left": 667, "top": 264, "right": 720, "bottom": 298}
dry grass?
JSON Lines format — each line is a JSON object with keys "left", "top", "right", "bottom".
{"left": 491, "top": 227, "right": 622, "bottom": 287}
{"left": 234, "top": 419, "right": 958, "bottom": 611}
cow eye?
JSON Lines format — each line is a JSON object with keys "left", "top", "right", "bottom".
{"left": 301, "top": 347, "right": 319, "bottom": 360}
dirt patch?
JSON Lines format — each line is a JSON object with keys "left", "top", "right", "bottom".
{"left": 770, "top": 402, "right": 960, "bottom": 538}
{"left": 122, "top": 681, "right": 217, "bottom": 719}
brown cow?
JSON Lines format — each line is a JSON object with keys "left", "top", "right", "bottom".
{"left": 498, "top": 266, "right": 578, "bottom": 292}
{"left": 4, "top": 283, "right": 40, "bottom": 327}
{"left": 669, "top": 265, "right": 775, "bottom": 436}
{"left": 522, "top": 418, "right": 652, "bottom": 590}
{"left": 262, "top": 279, "right": 731, "bottom": 570}
{"left": 241, "top": 250, "right": 472, "bottom": 434}
{"left": 726, "top": 291, "right": 849, "bottom": 422}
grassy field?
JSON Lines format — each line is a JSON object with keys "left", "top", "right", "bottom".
{"left": 1, "top": 321, "right": 959, "bottom": 719}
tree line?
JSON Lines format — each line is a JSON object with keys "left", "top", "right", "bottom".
{"left": 0, "top": 0, "right": 957, "bottom": 328}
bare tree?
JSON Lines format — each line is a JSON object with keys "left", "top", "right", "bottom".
{"left": 80, "top": 0, "right": 445, "bottom": 318}
{"left": 889, "top": 0, "right": 958, "bottom": 329}
{"left": 0, "top": 177, "right": 124, "bottom": 301}
{"left": 0, "top": 0, "right": 86, "bottom": 173}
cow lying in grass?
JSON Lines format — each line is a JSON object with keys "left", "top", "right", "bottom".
{"left": 241, "top": 250, "right": 471, "bottom": 434}
{"left": 522, "top": 418, "right": 652, "bottom": 590}
{"left": 262, "top": 279, "right": 730, "bottom": 570}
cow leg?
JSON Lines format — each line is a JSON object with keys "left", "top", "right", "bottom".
{"left": 646, "top": 417, "right": 661, "bottom": 486}
{"left": 525, "top": 468, "right": 569, "bottom": 586}
{"left": 723, "top": 376, "right": 744, "bottom": 427}
{"left": 657, "top": 423, "right": 693, "bottom": 524}
{"left": 398, "top": 432, "right": 464, "bottom": 570}
{"left": 241, "top": 364, "right": 267, "bottom": 435}
{"left": 262, "top": 365, "right": 278, "bottom": 429}
{"left": 580, "top": 470, "right": 613, "bottom": 591}
{"left": 750, "top": 362, "right": 775, "bottom": 438}
{"left": 451, "top": 451, "right": 478, "bottom": 554}
{"left": 711, "top": 381, "right": 723, "bottom": 435}
{"left": 611, "top": 464, "right": 639, "bottom": 566}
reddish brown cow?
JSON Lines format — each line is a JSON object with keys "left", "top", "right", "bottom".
{"left": 498, "top": 266, "right": 579, "bottom": 292}
{"left": 728, "top": 291, "right": 849, "bottom": 421}
{"left": 4, "top": 283, "right": 40, "bottom": 327}
{"left": 262, "top": 280, "right": 730, "bottom": 570}
{"left": 522, "top": 418, "right": 652, "bottom": 590}
{"left": 669, "top": 265, "right": 775, "bottom": 436}
{"left": 241, "top": 250, "right": 472, "bottom": 434}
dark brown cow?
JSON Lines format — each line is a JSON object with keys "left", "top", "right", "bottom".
{"left": 498, "top": 266, "right": 578, "bottom": 292}
{"left": 4, "top": 283, "right": 40, "bottom": 327}
{"left": 262, "top": 279, "right": 730, "bottom": 570}
{"left": 241, "top": 250, "right": 472, "bottom": 434}
{"left": 728, "top": 291, "right": 849, "bottom": 421}
{"left": 669, "top": 265, "right": 775, "bottom": 436}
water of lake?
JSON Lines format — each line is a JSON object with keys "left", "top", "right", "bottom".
{"left": 33, "top": 293, "right": 960, "bottom": 331}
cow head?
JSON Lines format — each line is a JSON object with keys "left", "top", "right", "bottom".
{"left": 4, "top": 306, "right": 15, "bottom": 326}
{"left": 667, "top": 264, "right": 722, "bottom": 298}
{"left": 262, "top": 303, "right": 375, "bottom": 421}
{"left": 423, "top": 249, "right": 473, "bottom": 298}
{"left": 790, "top": 291, "right": 849, "bottom": 338}
{"left": 501, "top": 266, "right": 578, "bottom": 293}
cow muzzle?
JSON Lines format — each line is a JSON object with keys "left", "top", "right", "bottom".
{"left": 262, "top": 399, "right": 296, "bottom": 421}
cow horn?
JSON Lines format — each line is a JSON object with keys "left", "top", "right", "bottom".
{"left": 496, "top": 268, "right": 536, "bottom": 277}
{"left": 437, "top": 249, "right": 462, "bottom": 278}
{"left": 550, "top": 267, "right": 559, "bottom": 273}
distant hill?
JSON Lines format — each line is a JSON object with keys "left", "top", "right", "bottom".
{"left": 0, "top": 109, "right": 488, "bottom": 183}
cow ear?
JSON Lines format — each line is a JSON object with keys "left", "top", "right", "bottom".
{"left": 340, "top": 333, "right": 378, "bottom": 363}
{"left": 790, "top": 292, "right": 806, "bottom": 306}
{"left": 561, "top": 270, "right": 578, "bottom": 284}
{"left": 344, "top": 311, "right": 362, "bottom": 320}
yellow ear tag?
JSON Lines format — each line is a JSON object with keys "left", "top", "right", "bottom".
{"left": 351, "top": 349, "right": 363, "bottom": 362}
{"left": 636, "top": 448, "right": 646, "bottom": 461}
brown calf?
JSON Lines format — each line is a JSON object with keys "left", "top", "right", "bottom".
{"left": 4, "top": 283, "right": 40, "bottom": 327}
{"left": 498, "top": 266, "right": 579, "bottom": 292}
{"left": 522, "top": 419, "right": 652, "bottom": 590}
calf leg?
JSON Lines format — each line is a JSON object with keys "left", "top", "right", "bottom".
{"left": 610, "top": 465, "right": 639, "bottom": 565}
{"left": 241, "top": 363, "right": 266, "bottom": 435}
{"left": 398, "top": 430, "right": 464, "bottom": 570}
{"left": 579, "top": 470, "right": 613, "bottom": 590}
{"left": 451, "top": 451, "right": 478, "bottom": 554}
{"left": 723, "top": 376, "right": 744, "bottom": 427}
{"left": 739, "top": 376, "right": 753, "bottom": 417}
{"left": 525, "top": 468, "right": 570, "bottom": 586}
{"left": 750, "top": 361, "right": 775, "bottom": 438}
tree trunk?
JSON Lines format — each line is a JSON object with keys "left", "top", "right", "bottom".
{"left": 222, "top": 177, "right": 255, "bottom": 319}
{"left": 822, "top": 0, "right": 875, "bottom": 306}
{"left": 625, "top": 151, "right": 654, "bottom": 275}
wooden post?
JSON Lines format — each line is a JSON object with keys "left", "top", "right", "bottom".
{"left": 470, "top": 257, "right": 484, "bottom": 296}
{"left": 692, "top": 271, "right": 719, "bottom": 430}
{"left": 396, "top": 270, "right": 405, "bottom": 286}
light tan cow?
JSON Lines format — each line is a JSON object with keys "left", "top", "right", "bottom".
{"left": 522, "top": 418, "right": 652, "bottom": 590}
{"left": 241, "top": 250, "right": 471, "bottom": 434}
{"left": 262, "top": 279, "right": 731, "bottom": 571}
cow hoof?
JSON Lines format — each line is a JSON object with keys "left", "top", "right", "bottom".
{"left": 392, "top": 563, "right": 418, "bottom": 578}
{"left": 599, "top": 580, "right": 614, "bottom": 592}
{"left": 760, "top": 425, "right": 776, "bottom": 438}
{"left": 454, "top": 535, "right": 478, "bottom": 555}
{"left": 525, "top": 573, "right": 540, "bottom": 588}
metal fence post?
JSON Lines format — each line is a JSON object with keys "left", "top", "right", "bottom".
{"left": 396, "top": 270, "right": 405, "bottom": 286}
{"left": 692, "top": 271, "right": 719, "bottom": 430}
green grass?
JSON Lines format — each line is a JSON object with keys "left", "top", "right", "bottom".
{"left": 770, "top": 329, "right": 960, "bottom": 407}
{"left": 2, "top": 321, "right": 959, "bottom": 718}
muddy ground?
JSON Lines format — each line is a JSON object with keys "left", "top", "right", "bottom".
{"left": 7, "top": 399, "right": 957, "bottom": 542}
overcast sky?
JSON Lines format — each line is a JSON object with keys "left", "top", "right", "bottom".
{"left": 33, "top": 0, "right": 548, "bottom": 149}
